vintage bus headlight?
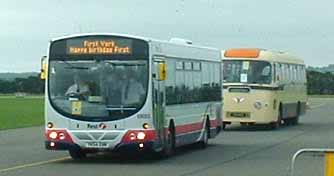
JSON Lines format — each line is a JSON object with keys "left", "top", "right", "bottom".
{"left": 137, "top": 132, "right": 146, "bottom": 140}
{"left": 49, "top": 131, "right": 58, "bottom": 139}
{"left": 254, "top": 101, "right": 262, "bottom": 110}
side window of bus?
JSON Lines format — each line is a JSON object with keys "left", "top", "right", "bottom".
{"left": 283, "top": 64, "right": 288, "bottom": 84}
{"left": 294, "top": 65, "right": 297, "bottom": 83}
{"left": 287, "top": 64, "right": 292, "bottom": 83}
{"left": 297, "top": 65, "right": 301, "bottom": 83}
{"left": 294, "top": 65, "right": 298, "bottom": 83}
{"left": 165, "top": 59, "right": 176, "bottom": 105}
{"left": 290, "top": 65, "right": 296, "bottom": 84}
{"left": 278, "top": 63, "right": 283, "bottom": 83}
{"left": 276, "top": 63, "right": 280, "bottom": 83}
{"left": 302, "top": 66, "right": 306, "bottom": 83}
{"left": 176, "top": 61, "right": 185, "bottom": 104}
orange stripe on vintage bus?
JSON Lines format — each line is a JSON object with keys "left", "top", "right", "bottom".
{"left": 224, "top": 48, "right": 260, "bottom": 58}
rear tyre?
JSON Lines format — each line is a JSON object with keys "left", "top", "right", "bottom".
{"left": 222, "top": 123, "right": 227, "bottom": 130}
{"left": 291, "top": 103, "right": 300, "bottom": 125}
{"left": 69, "top": 149, "right": 86, "bottom": 160}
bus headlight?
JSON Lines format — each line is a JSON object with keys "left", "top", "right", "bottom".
{"left": 143, "top": 123, "right": 149, "bottom": 129}
{"left": 137, "top": 132, "right": 146, "bottom": 140}
{"left": 47, "top": 122, "right": 54, "bottom": 128}
{"left": 59, "top": 133, "right": 66, "bottom": 140}
{"left": 129, "top": 133, "right": 136, "bottom": 141}
{"left": 49, "top": 131, "right": 58, "bottom": 139}
{"left": 254, "top": 101, "right": 262, "bottom": 110}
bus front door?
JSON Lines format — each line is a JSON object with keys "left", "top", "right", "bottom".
{"left": 153, "top": 58, "right": 166, "bottom": 149}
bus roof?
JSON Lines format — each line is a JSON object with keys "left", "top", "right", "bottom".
{"left": 50, "top": 33, "right": 218, "bottom": 51}
{"left": 50, "top": 33, "right": 150, "bottom": 43}
{"left": 222, "top": 48, "right": 304, "bottom": 65}
{"left": 50, "top": 33, "right": 220, "bottom": 62}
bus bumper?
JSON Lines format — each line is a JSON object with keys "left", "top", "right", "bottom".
{"left": 45, "top": 141, "right": 80, "bottom": 150}
{"left": 45, "top": 140, "right": 156, "bottom": 153}
{"left": 113, "top": 141, "right": 155, "bottom": 153}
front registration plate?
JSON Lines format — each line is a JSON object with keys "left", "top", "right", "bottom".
{"left": 86, "top": 142, "right": 109, "bottom": 148}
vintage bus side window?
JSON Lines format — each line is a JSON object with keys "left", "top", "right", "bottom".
{"left": 299, "top": 65, "right": 302, "bottom": 83}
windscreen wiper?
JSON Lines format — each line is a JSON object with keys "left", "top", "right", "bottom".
{"left": 56, "top": 58, "right": 90, "bottom": 70}
{"left": 105, "top": 105, "right": 136, "bottom": 113}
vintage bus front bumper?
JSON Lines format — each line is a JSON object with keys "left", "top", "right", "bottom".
{"left": 223, "top": 105, "right": 279, "bottom": 125}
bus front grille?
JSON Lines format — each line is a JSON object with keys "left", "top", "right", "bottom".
{"left": 72, "top": 131, "right": 120, "bottom": 141}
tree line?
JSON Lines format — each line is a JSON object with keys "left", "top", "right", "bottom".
{"left": 0, "top": 71, "right": 333, "bottom": 95}
{"left": 0, "top": 75, "right": 44, "bottom": 94}
{"left": 307, "top": 71, "right": 334, "bottom": 95}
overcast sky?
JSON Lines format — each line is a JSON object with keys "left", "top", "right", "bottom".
{"left": 0, "top": 0, "right": 333, "bottom": 72}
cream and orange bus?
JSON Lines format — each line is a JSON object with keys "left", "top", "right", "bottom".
{"left": 222, "top": 48, "right": 307, "bottom": 129}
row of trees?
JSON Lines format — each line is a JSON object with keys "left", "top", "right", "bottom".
{"left": 307, "top": 71, "right": 334, "bottom": 94}
{"left": 0, "top": 71, "right": 333, "bottom": 95}
{"left": 0, "top": 76, "right": 44, "bottom": 94}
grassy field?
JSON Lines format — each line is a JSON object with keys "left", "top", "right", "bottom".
{"left": 0, "top": 94, "right": 332, "bottom": 131}
{"left": 0, "top": 96, "right": 44, "bottom": 130}
{"left": 308, "top": 94, "right": 334, "bottom": 98}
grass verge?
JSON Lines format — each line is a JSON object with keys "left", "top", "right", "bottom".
{"left": 0, "top": 96, "right": 44, "bottom": 130}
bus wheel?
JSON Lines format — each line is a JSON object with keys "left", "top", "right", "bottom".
{"left": 222, "top": 123, "right": 226, "bottom": 130}
{"left": 198, "top": 120, "right": 210, "bottom": 149}
{"left": 69, "top": 149, "right": 86, "bottom": 160}
{"left": 291, "top": 103, "right": 301, "bottom": 125}
{"left": 162, "top": 123, "right": 176, "bottom": 157}
{"left": 270, "top": 106, "right": 282, "bottom": 130}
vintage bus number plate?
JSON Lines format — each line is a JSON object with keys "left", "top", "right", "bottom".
{"left": 230, "top": 112, "right": 249, "bottom": 118}
{"left": 86, "top": 142, "right": 109, "bottom": 148}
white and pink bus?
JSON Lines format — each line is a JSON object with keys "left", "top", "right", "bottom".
{"left": 42, "top": 33, "right": 223, "bottom": 159}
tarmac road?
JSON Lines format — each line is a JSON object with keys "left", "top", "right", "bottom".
{"left": 0, "top": 98, "right": 333, "bottom": 176}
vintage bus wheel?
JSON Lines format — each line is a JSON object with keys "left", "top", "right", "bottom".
{"left": 270, "top": 106, "right": 282, "bottom": 129}
{"left": 291, "top": 103, "right": 301, "bottom": 125}
{"left": 69, "top": 149, "right": 87, "bottom": 160}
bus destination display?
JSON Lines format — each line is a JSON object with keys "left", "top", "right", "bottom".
{"left": 67, "top": 38, "right": 132, "bottom": 55}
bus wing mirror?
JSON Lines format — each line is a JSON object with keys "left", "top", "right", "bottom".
{"left": 158, "top": 62, "right": 167, "bottom": 81}
{"left": 40, "top": 56, "right": 47, "bottom": 80}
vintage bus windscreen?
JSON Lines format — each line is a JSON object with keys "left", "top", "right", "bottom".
{"left": 223, "top": 60, "right": 272, "bottom": 84}
{"left": 48, "top": 36, "right": 149, "bottom": 121}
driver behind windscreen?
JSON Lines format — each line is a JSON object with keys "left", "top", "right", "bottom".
{"left": 122, "top": 68, "right": 145, "bottom": 105}
{"left": 65, "top": 74, "right": 91, "bottom": 99}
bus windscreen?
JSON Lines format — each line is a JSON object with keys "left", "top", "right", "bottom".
{"left": 223, "top": 60, "right": 272, "bottom": 84}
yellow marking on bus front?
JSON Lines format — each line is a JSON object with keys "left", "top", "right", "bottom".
{"left": 325, "top": 152, "right": 334, "bottom": 176}
{"left": 0, "top": 156, "right": 70, "bottom": 173}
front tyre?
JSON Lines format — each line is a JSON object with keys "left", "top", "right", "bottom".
{"left": 160, "top": 123, "right": 176, "bottom": 158}
{"left": 69, "top": 149, "right": 86, "bottom": 160}
{"left": 270, "top": 106, "right": 282, "bottom": 130}
{"left": 198, "top": 121, "right": 209, "bottom": 149}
